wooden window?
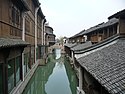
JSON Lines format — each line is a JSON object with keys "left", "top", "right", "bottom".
{"left": 11, "top": 4, "right": 20, "bottom": 27}
{"left": 8, "top": 59, "right": 15, "bottom": 93}
{"left": 10, "top": 4, "right": 21, "bottom": 37}
{"left": 104, "top": 29, "right": 108, "bottom": 39}
{"left": 109, "top": 27, "right": 113, "bottom": 37}
{"left": 16, "top": 11, "right": 20, "bottom": 25}
{"left": 12, "top": 6, "right": 16, "bottom": 24}
{"left": 113, "top": 25, "right": 117, "bottom": 35}
{"left": 15, "top": 56, "right": 21, "bottom": 84}
{"left": 24, "top": 53, "right": 30, "bottom": 76}
{"left": 8, "top": 56, "right": 21, "bottom": 93}
{"left": 32, "top": 22, "right": 35, "bottom": 35}
{"left": 25, "top": 19, "right": 30, "bottom": 32}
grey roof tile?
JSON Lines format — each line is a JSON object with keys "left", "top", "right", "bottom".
{"left": 0, "top": 38, "right": 29, "bottom": 48}
{"left": 71, "top": 41, "right": 92, "bottom": 51}
{"left": 77, "top": 38, "right": 125, "bottom": 94}
{"left": 64, "top": 43, "right": 77, "bottom": 48}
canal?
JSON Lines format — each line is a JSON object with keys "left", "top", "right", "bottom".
{"left": 22, "top": 49, "right": 78, "bottom": 94}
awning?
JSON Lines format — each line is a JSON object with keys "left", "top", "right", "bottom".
{"left": 0, "top": 38, "right": 29, "bottom": 49}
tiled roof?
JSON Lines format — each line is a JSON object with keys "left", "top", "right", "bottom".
{"left": 69, "top": 18, "right": 118, "bottom": 39}
{"left": 12, "top": 0, "right": 29, "bottom": 11}
{"left": 83, "top": 18, "right": 118, "bottom": 35}
{"left": 64, "top": 43, "right": 77, "bottom": 48}
{"left": 77, "top": 38, "right": 125, "bottom": 94}
{"left": 38, "top": 8, "right": 45, "bottom": 19}
{"left": 46, "top": 32, "right": 55, "bottom": 36}
{"left": 71, "top": 41, "right": 92, "bottom": 51}
{"left": 75, "top": 34, "right": 119, "bottom": 54}
{"left": 69, "top": 30, "right": 85, "bottom": 39}
{"left": 108, "top": 9, "right": 125, "bottom": 19}
{"left": 0, "top": 38, "right": 29, "bottom": 48}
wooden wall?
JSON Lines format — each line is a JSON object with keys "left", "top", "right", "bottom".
{"left": 119, "top": 19, "right": 125, "bottom": 34}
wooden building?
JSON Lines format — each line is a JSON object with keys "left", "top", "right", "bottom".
{"left": 76, "top": 10, "right": 125, "bottom": 94}
{"left": 65, "top": 9, "right": 125, "bottom": 94}
{"left": 0, "top": 0, "right": 46, "bottom": 94}
{"left": 68, "top": 30, "right": 86, "bottom": 43}
{"left": 45, "top": 25, "right": 56, "bottom": 47}
{"left": 37, "top": 8, "right": 45, "bottom": 59}
{"left": 67, "top": 17, "right": 118, "bottom": 45}
{"left": 0, "top": 0, "right": 29, "bottom": 94}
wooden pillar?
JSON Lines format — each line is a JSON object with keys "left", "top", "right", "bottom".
{"left": 21, "top": 47, "right": 25, "bottom": 81}
{"left": 71, "top": 51, "right": 74, "bottom": 60}
{"left": 117, "top": 22, "right": 120, "bottom": 34}
{"left": 2, "top": 48, "right": 10, "bottom": 94}
{"left": 35, "top": 7, "right": 39, "bottom": 64}
{"left": 107, "top": 28, "right": 110, "bottom": 37}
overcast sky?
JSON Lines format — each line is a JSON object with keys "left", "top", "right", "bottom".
{"left": 39, "top": 0, "right": 125, "bottom": 38}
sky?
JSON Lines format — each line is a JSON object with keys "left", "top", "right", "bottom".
{"left": 39, "top": 0, "right": 125, "bottom": 38}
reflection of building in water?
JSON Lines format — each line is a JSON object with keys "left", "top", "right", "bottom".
{"left": 55, "top": 49, "right": 61, "bottom": 59}
{"left": 64, "top": 56, "right": 78, "bottom": 94}
{"left": 22, "top": 55, "right": 56, "bottom": 94}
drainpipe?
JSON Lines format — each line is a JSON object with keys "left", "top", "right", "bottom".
{"left": 71, "top": 51, "right": 74, "bottom": 60}
{"left": 44, "top": 26, "right": 46, "bottom": 45}
{"left": 22, "top": 12, "right": 26, "bottom": 41}
{"left": 41, "top": 19, "right": 45, "bottom": 58}
{"left": 44, "top": 23, "right": 46, "bottom": 57}
{"left": 35, "top": 7, "right": 39, "bottom": 63}
{"left": 22, "top": 12, "right": 26, "bottom": 81}
{"left": 42, "top": 19, "right": 46, "bottom": 56}
{"left": 79, "top": 66, "right": 83, "bottom": 92}
{"left": 41, "top": 19, "right": 45, "bottom": 45}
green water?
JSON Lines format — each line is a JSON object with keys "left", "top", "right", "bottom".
{"left": 22, "top": 49, "right": 77, "bottom": 94}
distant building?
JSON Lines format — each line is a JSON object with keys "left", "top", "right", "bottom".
{"left": 63, "top": 37, "right": 68, "bottom": 44}
{"left": 68, "top": 30, "right": 86, "bottom": 43}
{"left": 45, "top": 25, "right": 56, "bottom": 47}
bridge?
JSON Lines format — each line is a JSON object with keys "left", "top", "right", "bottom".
{"left": 48, "top": 43, "right": 65, "bottom": 53}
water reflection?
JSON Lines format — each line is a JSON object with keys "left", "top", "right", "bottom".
{"left": 45, "top": 60, "right": 72, "bottom": 94}
{"left": 55, "top": 48, "right": 61, "bottom": 59}
{"left": 64, "top": 56, "right": 78, "bottom": 94}
{"left": 23, "top": 49, "right": 77, "bottom": 94}
{"left": 23, "top": 54, "right": 56, "bottom": 94}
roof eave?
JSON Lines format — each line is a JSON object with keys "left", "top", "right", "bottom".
{"left": 108, "top": 9, "right": 125, "bottom": 19}
{"left": 11, "top": 0, "right": 30, "bottom": 12}
{"left": 32, "top": 0, "right": 41, "bottom": 7}
{"left": 38, "top": 8, "right": 45, "bottom": 19}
